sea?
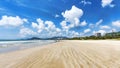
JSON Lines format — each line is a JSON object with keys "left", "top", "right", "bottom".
{"left": 0, "top": 40, "right": 55, "bottom": 53}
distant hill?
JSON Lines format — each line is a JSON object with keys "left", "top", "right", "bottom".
{"left": 47, "top": 37, "right": 68, "bottom": 40}
{"left": 27, "top": 37, "right": 43, "bottom": 40}
{"left": 27, "top": 37, "right": 68, "bottom": 40}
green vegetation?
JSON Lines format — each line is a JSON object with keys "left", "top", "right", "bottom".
{"left": 69, "top": 31, "right": 120, "bottom": 40}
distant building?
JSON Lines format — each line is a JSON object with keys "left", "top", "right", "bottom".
{"left": 95, "top": 33, "right": 101, "bottom": 37}
{"left": 105, "top": 31, "right": 120, "bottom": 37}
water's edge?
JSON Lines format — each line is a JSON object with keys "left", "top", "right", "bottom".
{"left": 0, "top": 40, "right": 55, "bottom": 54}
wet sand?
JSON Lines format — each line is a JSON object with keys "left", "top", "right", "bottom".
{"left": 0, "top": 40, "right": 120, "bottom": 68}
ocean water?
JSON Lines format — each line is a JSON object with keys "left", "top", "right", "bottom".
{"left": 0, "top": 40, "right": 55, "bottom": 53}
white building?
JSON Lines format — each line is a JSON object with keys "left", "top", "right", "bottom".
{"left": 95, "top": 33, "right": 101, "bottom": 37}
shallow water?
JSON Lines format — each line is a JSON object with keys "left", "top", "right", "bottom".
{"left": 0, "top": 40, "right": 55, "bottom": 53}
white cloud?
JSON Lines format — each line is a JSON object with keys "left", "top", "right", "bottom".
{"left": 32, "top": 22, "right": 38, "bottom": 28}
{"left": 112, "top": 28, "right": 117, "bottom": 32}
{"left": 96, "top": 19, "right": 103, "bottom": 26}
{"left": 60, "top": 21, "right": 68, "bottom": 30}
{"left": 84, "top": 29, "right": 91, "bottom": 33}
{"left": 109, "top": 4, "right": 115, "bottom": 7}
{"left": 31, "top": 18, "right": 62, "bottom": 38}
{"left": 101, "top": 0, "right": 115, "bottom": 8}
{"left": 45, "top": 21, "right": 62, "bottom": 37}
{"left": 31, "top": 18, "right": 81, "bottom": 38}
{"left": 32, "top": 18, "right": 45, "bottom": 33}
{"left": 61, "top": 5, "right": 86, "bottom": 30}
{"left": 98, "top": 30, "right": 106, "bottom": 36}
{"left": 62, "top": 5, "right": 83, "bottom": 22}
{"left": 70, "top": 31, "right": 80, "bottom": 37}
{"left": 89, "top": 19, "right": 103, "bottom": 28}
{"left": 55, "top": 14, "right": 59, "bottom": 18}
{"left": 112, "top": 20, "right": 120, "bottom": 27}
{"left": 62, "top": 30, "right": 80, "bottom": 38}
{"left": 0, "top": 15, "right": 27, "bottom": 27}
{"left": 93, "top": 30, "right": 106, "bottom": 36}
{"left": 56, "top": 28, "right": 61, "bottom": 32}
{"left": 100, "top": 25, "right": 111, "bottom": 29}
{"left": 32, "top": 19, "right": 58, "bottom": 33}
{"left": 80, "top": 20, "right": 87, "bottom": 26}
{"left": 108, "top": 28, "right": 117, "bottom": 33}
{"left": 20, "top": 27, "right": 37, "bottom": 37}
{"left": 89, "top": 23, "right": 94, "bottom": 28}
{"left": 74, "top": 18, "right": 80, "bottom": 26}
{"left": 45, "top": 21, "right": 56, "bottom": 31}
{"left": 59, "top": 5, "right": 90, "bottom": 37}
{"left": 80, "top": 0, "right": 92, "bottom": 5}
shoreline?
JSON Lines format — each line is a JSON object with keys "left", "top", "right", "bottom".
{"left": 0, "top": 40, "right": 120, "bottom": 68}
{"left": 0, "top": 40, "right": 55, "bottom": 54}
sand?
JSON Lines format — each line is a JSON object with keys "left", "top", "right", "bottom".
{"left": 0, "top": 40, "right": 120, "bottom": 68}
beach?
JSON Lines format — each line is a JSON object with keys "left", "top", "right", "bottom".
{"left": 0, "top": 40, "right": 120, "bottom": 68}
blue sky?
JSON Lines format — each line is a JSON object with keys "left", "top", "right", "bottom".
{"left": 0, "top": 0, "right": 120, "bottom": 39}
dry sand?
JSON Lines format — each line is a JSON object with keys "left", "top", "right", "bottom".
{"left": 0, "top": 40, "right": 120, "bottom": 68}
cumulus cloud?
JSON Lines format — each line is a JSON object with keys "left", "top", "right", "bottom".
{"left": 62, "top": 5, "right": 83, "bottom": 22}
{"left": 31, "top": 18, "right": 62, "bottom": 38}
{"left": 32, "top": 18, "right": 45, "bottom": 33}
{"left": 20, "top": 27, "right": 37, "bottom": 37}
{"left": 60, "top": 21, "right": 68, "bottom": 30}
{"left": 61, "top": 5, "right": 87, "bottom": 30}
{"left": 45, "top": 21, "right": 56, "bottom": 31}
{"left": 69, "top": 31, "right": 80, "bottom": 37}
{"left": 0, "top": 15, "right": 28, "bottom": 27}
{"left": 100, "top": 25, "right": 111, "bottom": 29}
{"left": 31, "top": 17, "right": 81, "bottom": 38}
{"left": 80, "top": 20, "right": 87, "bottom": 26}
{"left": 101, "top": 0, "right": 115, "bottom": 8}
{"left": 84, "top": 29, "right": 91, "bottom": 33}
{"left": 62, "top": 30, "right": 80, "bottom": 38}
{"left": 112, "top": 20, "right": 120, "bottom": 27}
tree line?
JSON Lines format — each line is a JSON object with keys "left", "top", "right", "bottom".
{"left": 69, "top": 31, "right": 120, "bottom": 40}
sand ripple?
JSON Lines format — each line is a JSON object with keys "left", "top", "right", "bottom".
{"left": 0, "top": 40, "right": 120, "bottom": 68}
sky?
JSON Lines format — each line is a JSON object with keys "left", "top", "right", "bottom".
{"left": 0, "top": 0, "right": 120, "bottom": 39}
